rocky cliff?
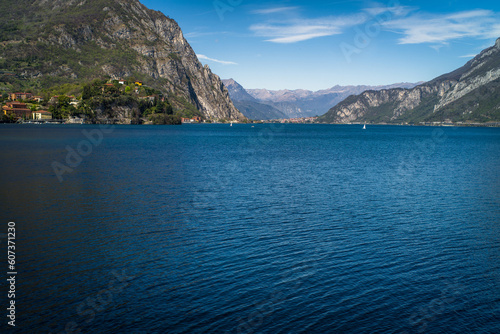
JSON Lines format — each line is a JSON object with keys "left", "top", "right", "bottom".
{"left": 0, "top": 0, "right": 245, "bottom": 121}
{"left": 319, "top": 38, "right": 500, "bottom": 124}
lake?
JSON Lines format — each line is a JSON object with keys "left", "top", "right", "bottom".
{"left": 0, "top": 123, "right": 499, "bottom": 333}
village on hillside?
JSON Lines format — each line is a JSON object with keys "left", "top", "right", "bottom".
{"left": 0, "top": 79, "right": 212, "bottom": 124}
{"left": 1, "top": 78, "right": 323, "bottom": 125}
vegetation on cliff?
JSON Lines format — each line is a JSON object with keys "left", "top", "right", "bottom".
{"left": 0, "top": 0, "right": 245, "bottom": 121}
{"left": 1, "top": 78, "right": 191, "bottom": 124}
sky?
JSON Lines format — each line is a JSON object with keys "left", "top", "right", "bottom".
{"left": 140, "top": 0, "right": 500, "bottom": 91}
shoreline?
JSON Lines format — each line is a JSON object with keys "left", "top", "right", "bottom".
{"left": 3, "top": 121, "right": 500, "bottom": 128}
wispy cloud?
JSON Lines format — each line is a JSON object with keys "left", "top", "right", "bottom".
{"left": 249, "top": 3, "right": 418, "bottom": 44}
{"left": 249, "top": 4, "right": 500, "bottom": 46}
{"left": 250, "top": 15, "right": 366, "bottom": 44}
{"left": 363, "top": 4, "right": 416, "bottom": 17}
{"left": 185, "top": 30, "right": 236, "bottom": 39}
{"left": 197, "top": 54, "right": 237, "bottom": 65}
{"left": 252, "top": 6, "right": 299, "bottom": 15}
{"left": 382, "top": 9, "right": 500, "bottom": 44}
{"left": 460, "top": 54, "right": 477, "bottom": 58}
{"left": 185, "top": 31, "right": 217, "bottom": 38}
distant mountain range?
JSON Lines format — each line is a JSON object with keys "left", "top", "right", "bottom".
{"left": 222, "top": 79, "right": 421, "bottom": 120}
{"left": 319, "top": 38, "right": 500, "bottom": 124}
{"left": 221, "top": 79, "right": 286, "bottom": 120}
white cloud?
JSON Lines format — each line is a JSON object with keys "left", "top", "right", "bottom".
{"left": 196, "top": 54, "right": 238, "bottom": 65}
{"left": 363, "top": 5, "right": 416, "bottom": 17}
{"left": 249, "top": 3, "right": 413, "bottom": 44}
{"left": 249, "top": 4, "right": 500, "bottom": 46}
{"left": 252, "top": 6, "right": 299, "bottom": 15}
{"left": 185, "top": 31, "right": 216, "bottom": 38}
{"left": 382, "top": 9, "right": 500, "bottom": 44}
{"left": 487, "top": 24, "right": 500, "bottom": 39}
{"left": 250, "top": 15, "right": 366, "bottom": 44}
{"left": 267, "top": 32, "right": 336, "bottom": 44}
{"left": 460, "top": 54, "right": 477, "bottom": 58}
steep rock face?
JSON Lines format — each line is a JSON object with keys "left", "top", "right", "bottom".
{"left": 320, "top": 38, "right": 500, "bottom": 123}
{"left": 1, "top": 0, "right": 244, "bottom": 120}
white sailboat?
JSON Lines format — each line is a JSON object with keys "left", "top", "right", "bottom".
{"left": 363, "top": 123, "right": 366, "bottom": 130}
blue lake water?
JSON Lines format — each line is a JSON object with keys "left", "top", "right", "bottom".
{"left": 0, "top": 123, "right": 499, "bottom": 333}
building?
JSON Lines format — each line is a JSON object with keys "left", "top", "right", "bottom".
{"left": 2, "top": 102, "right": 32, "bottom": 118}
{"left": 118, "top": 79, "right": 126, "bottom": 85}
{"left": 141, "top": 95, "right": 156, "bottom": 103}
{"left": 33, "top": 110, "right": 52, "bottom": 120}
{"left": 10, "top": 92, "right": 33, "bottom": 101}
{"left": 135, "top": 81, "right": 143, "bottom": 86}
{"left": 181, "top": 116, "right": 202, "bottom": 123}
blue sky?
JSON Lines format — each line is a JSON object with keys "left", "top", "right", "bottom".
{"left": 140, "top": 0, "right": 500, "bottom": 90}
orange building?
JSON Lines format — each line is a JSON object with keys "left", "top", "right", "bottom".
{"left": 181, "top": 116, "right": 202, "bottom": 123}
{"left": 2, "top": 102, "right": 32, "bottom": 118}
{"left": 10, "top": 92, "right": 33, "bottom": 101}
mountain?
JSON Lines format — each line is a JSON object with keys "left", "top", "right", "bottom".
{"left": 222, "top": 79, "right": 286, "bottom": 120}
{"left": 230, "top": 100, "right": 289, "bottom": 121}
{"left": 222, "top": 79, "right": 257, "bottom": 102}
{"left": 248, "top": 83, "right": 422, "bottom": 118}
{"left": 223, "top": 78, "right": 421, "bottom": 119}
{"left": 247, "top": 83, "right": 419, "bottom": 103}
{"left": 0, "top": 0, "right": 244, "bottom": 121}
{"left": 319, "top": 38, "right": 500, "bottom": 124}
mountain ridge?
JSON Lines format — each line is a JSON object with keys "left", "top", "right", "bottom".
{"left": 319, "top": 38, "right": 500, "bottom": 124}
{"left": 223, "top": 79, "right": 422, "bottom": 119}
{"left": 246, "top": 82, "right": 423, "bottom": 102}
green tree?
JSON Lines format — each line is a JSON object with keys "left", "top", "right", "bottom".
{"left": 49, "top": 95, "right": 71, "bottom": 119}
{"left": 48, "top": 104, "right": 59, "bottom": 119}
{"left": 82, "top": 84, "right": 92, "bottom": 100}
{"left": 0, "top": 113, "right": 16, "bottom": 123}
{"left": 104, "top": 85, "right": 120, "bottom": 96}
{"left": 58, "top": 95, "right": 70, "bottom": 107}
{"left": 157, "top": 100, "right": 173, "bottom": 114}
{"left": 150, "top": 114, "right": 181, "bottom": 125}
